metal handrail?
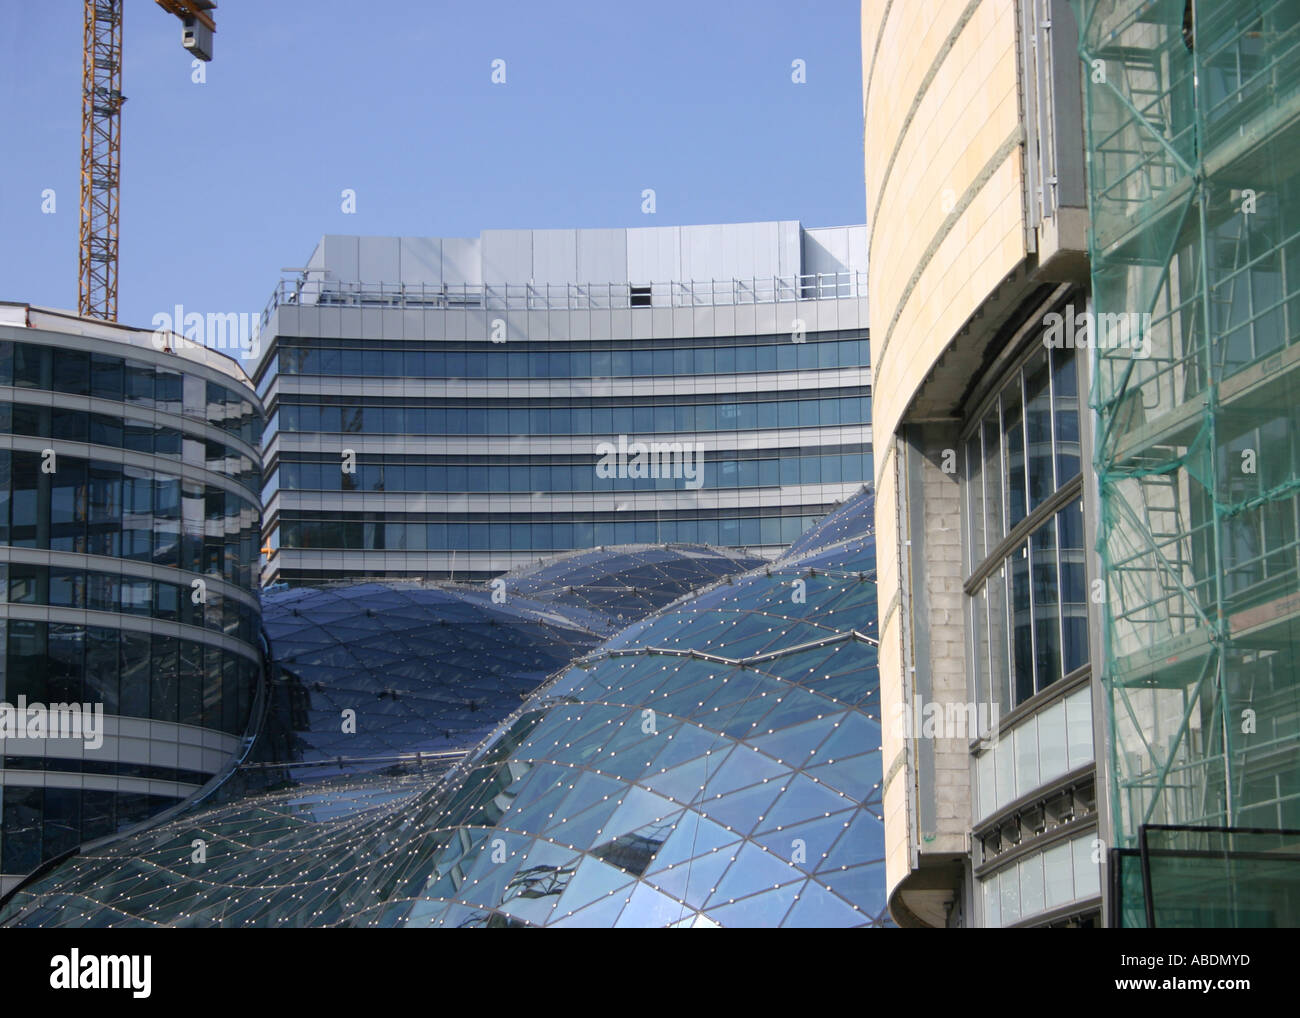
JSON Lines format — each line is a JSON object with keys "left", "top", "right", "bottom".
{"left": 261, "top": 271, "right": 866, "bottom": 327}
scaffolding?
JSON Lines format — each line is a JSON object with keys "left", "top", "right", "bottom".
{"left": 1075, "top": 0, "right": 1300, "bottom": 866}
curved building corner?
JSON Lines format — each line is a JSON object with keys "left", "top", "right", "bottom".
{"left": 863, "top": 0, "right": 1104, "bottom": 927}
{"left": 0, "top": 304, "right": 264, "bottom": 896}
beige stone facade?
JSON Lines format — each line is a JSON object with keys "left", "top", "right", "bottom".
{"left": 862, "top": 0, "right": 1094, "bottom": 926}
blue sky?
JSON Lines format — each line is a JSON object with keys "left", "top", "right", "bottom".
{"left": 1, "top": 0, "right": 865, "bottom": 335}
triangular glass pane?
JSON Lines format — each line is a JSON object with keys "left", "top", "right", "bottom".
{"left": 752, "top": 812, "right": 850, "bottom": 870}
{"left": 547, "top": 888, "right": 632, "bottom": 927}
{"left": 595, "top": 785, "right": 680, "bottom": 844}
{"left": 496, "top": 840, "right": 579, "bottom": 926}
{"left": 590, "top": 811, "right": 681, "bottom": 877}
{"left": 644, "top": 812, "right": 740, "bottom": 873}
{"left": 698, "top": 887, "right": 797, "bottom": 928}
{"left": 813, "top": 711, "right": 882, "bottom": 762}
{"left": 805, "top": 752, "right": 881, "bottom": 802}
{"left": 749, "top": 716, "right": 834, "bottom": 767}
{"left": 754, "top": 774, "right": 855, "bottom": 833}
{"left": 644, "top": 845, "right": 734, "bottom": 910}
{"left": 707, "top": 840, "right": 801, "bottom": 906}
{"left": 543, "top": 795, "right": 620, "bottom": 849}
{"left": 644, "top": 720, "right": 726, "bottom": 773}
{"left": 696, "top": 780, "right": 783, "bottom": 836}
{"left": 639, "top": 753, "right": 715, "bottom": 805}
{"left": 817, "top": 807, "right": 885, "bottom": 873}
{"left": 552, "top": 855, "right": 635, "bottom": 920}
{"left": 701, "top": 742, "right": 788, "bottom": 797}
{"left": 814, "top": 860, "right": 887, "bottom": 913}
{"left": 614, "top": 880, "right": 687, "bottom": 927}
{"left": 781, "top": 879, "right": 865, "bottom": 928}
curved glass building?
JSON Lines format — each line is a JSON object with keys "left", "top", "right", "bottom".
{"left": 255, "top": 222, "right": 871, "bottom": 584}
{"left": 0, "top": 487, "right": 886, "bottom": 926}
{"left": 0, "top": 305, "right": 263, "bottom": 894}
{"left": 252, "top": 545, "right": 761, "bottom": 778}
{"left": 414, "top": 489, "right": 885, "bottom": 927}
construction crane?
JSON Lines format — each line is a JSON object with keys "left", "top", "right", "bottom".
{"left": 79, "top": 1, "right": 216, "bottom": 321}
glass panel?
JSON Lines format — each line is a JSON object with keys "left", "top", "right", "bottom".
{"left": 1051, "top": 345, "right": 1081, "bottom": 482}
{"left": 988, "top": 565, "right": 1011, "bottom": 717}
{"left": 1023, "top": 351, "right": 1054, "bottom": 510}
{"left": 995, "top": 732, "right": 1015, "bottom": 811}
{"left": 1000, "top": 864, "right": 1021, "bottom": 925}
{"left": 982, "top": 407, "right": 1002, "bottom": 549}
{"left": 976, "top": 750, "right": 994, "bottom": 822}
{"left": 983, "top": 874, "right": 1002, "bottom": 928}
{"left": 1072, "top": 835, "right": 1101, "bottom": 898}
{"left": 1014, "top": 720, "right": 1039, "bottom": 799}
{"left": 1066, "top": 688, "right": 1094, "bottom": 769}
{"left": 1004, "top": 374, "right": 1027, "bottom": 529}
{"left": 1010, "top": 542, "right": 1034, "bottom": 706}
{"left": 971, "top": 585, "right": 989, "bottom": 709}
{"left": 1030, "top": 518, "right": 1061, "bottom": 693}
{"left": 966, "top": 433, "right": 984, "bottom": 572}
{"left": 1037, "top": 699, "right": 1068, "bottom": 784}
{"left": 1057, "top": 497, "right": 1089, "bottom": 674}
{"left": 1019, "top": 851, "right": 1045, "bottom": 918}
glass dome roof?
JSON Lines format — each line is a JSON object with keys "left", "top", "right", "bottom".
{"left": 250, "top": 543, "right": 761, "bottom": 781}
{"left": 0, "top": 495, "right": 886, "bottom": 927}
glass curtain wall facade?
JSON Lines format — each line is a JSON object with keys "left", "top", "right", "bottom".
{"left": 0, "top": 306, "right": 263, "bottom": 893}
{"left": 1074, "top": 0, "right": 1300, "bottom": 926}
{"left": 254, "top": 223, "right": 871, "bottom": 584}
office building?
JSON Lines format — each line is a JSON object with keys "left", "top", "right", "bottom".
{"left": 0, "top": 304, "right": 263, "bottom": 894}
{"left": 253, "top": 222, "right": 871, "bottom": 584}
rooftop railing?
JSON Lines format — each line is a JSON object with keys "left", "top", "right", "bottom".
{"left": 261, "top": 270, "right": 866, "bottom": 327}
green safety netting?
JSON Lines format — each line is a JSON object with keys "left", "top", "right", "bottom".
{"left": 1073, "top": 0, "right": 1300, "bottom": 870}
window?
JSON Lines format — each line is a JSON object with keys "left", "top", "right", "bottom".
{"left": 963, "top": 342, "right": 1088, "bottom": 712}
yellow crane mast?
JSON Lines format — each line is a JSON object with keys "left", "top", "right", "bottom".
{"left": 79, "top": 0, "right": 216, "bottom": 321}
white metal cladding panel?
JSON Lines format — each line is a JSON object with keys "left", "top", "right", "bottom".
{"left": 626, "top": 226, "right": 680, "bottom": 283}
{"left": 576, "top": 228, "right": 629, "bottom": 283}
{"left": 678, "top": 224, "right": 721, "bottom": 282}
{"left": 678, "top": 222, "right": 779, "bottom": 282}
{"left": 728, "top": 221, "right": 781, "bottom": 278}
{"left": 321, "top": 236, "right": 360, "bottom": 281}
{"left": 398, "top": 237, "right": 444, "bottom": 285}
{"left": 338, "top": 307, "right": 362, "bottom": 339}
{"left": 301, "top": 223, "right": 868, "bottom": 288}
{"left": 847, "top": 225, "right": 868, "bottom": 270}
{"left": 440, "top": 237, "right": 482, "bottom": 284}
{"left": 358, "top": 236, "right": 401, "bottom": 284}
{"left": 531, "top": 229, "right": 579, "bottom": 283}
{"left": 803, "top": 225, "right": 869, "bottom": 274}
{"left": 801, "top": 229, "right": 845, "bottom": 278}
{"left": 778, "top": 220, "right": 802, "bottom": 277}
{"left": 481, "top": 229, "right": 534, "bottom": 284}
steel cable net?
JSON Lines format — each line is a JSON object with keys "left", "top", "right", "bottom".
{"left": 1074, "top": 0, "right": 1300, "bottom": 887}
{"left": 0, "top": 489, "right": 889, "bottom": 927}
